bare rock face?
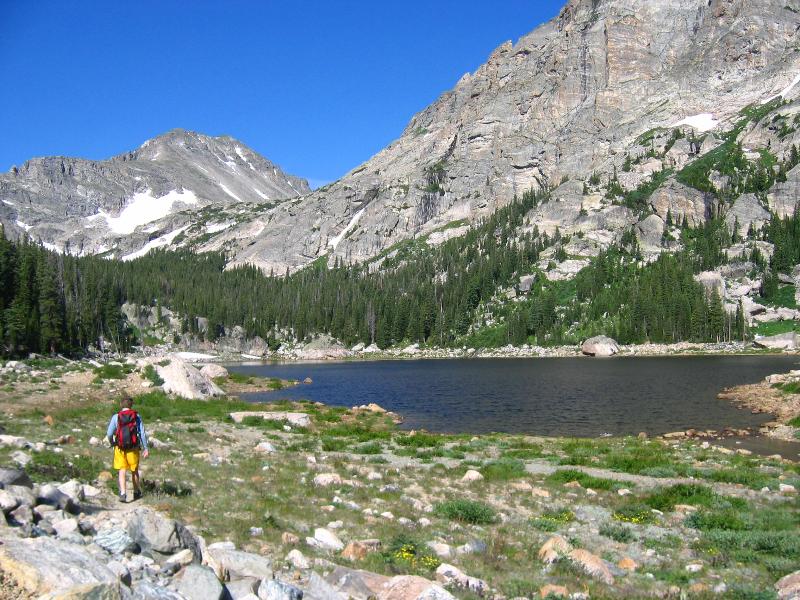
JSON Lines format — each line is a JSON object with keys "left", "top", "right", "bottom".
{"left": 581, "top": 336, "right": 620, "bottom": 357}
{"left": 2, "top": 1, "right": 800, "bottom": 277}
{"left": 725, "top": 194, "right": 771, "bottom": 237}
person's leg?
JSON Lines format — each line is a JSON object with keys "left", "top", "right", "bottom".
{"left": 118, "top": 468, "right": 127, "bottom": 500}
{"left": 132, "top": 468, "right": 140, "bottom": 497}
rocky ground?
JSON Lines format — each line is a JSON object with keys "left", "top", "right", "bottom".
{"left": 0, "top": 358, "right": 799, "bottom": 599}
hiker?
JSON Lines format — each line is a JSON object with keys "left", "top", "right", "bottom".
{"left": 106, "top": 394, "right": 149, "bottom": 503}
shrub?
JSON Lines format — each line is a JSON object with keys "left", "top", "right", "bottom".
{"left": 613, "top": 503, "right": 656, "bottom": 525}
{"left": 354, "top": 442, "right": 383, "bottom": 455}
{"left": 644, "top": 484, "right": 718, "bottom": 512}
{"left": 92, "top": 363, "right": 132, "bottom": 383}
{"left": 434, "top": 499, "right": 497, "bottom": 525}
{"left": 546, "top": 469, "right": 615, "bottom": 491}
{"left": 142, "top": 364, "right": 164, "bottom": 386}
{"left": 686, "top": 509, "right": 750, "bottom": 531}
{"left": 599, "top": 522, "right": 635, "bottom": 543}
{"left": 395, "top": 433, "right": 442, "bottom": 448}
{"left": 531, "top": 508, "right": 575, "bottom": 531}
{"left": 481, "top": 459, "right": 526, "bottom": 481}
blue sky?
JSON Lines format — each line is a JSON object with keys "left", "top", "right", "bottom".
{"left": 0, "top": 1, "right": 563, "bottom": 188}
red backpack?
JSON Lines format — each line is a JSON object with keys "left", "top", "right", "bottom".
{"left": 116, "top": 409, "right": 139, "bottom": 450}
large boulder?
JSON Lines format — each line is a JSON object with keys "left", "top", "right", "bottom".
{"left": 0, "top": 536, "right": 117, "bottom": 596}
{"left": 635, "top": 214, "right": 665, "bottom": 252}
{"left": 177, "top": 565, "right": 224, "bottom": 600}
{"left": 377, "top": 575, "right": 456, "bottom": 600}
{"left": 581, "top": 336, "right": 620, "bottom": 357}
{"left": 125, "top": 508, "right": 200, "bottom": 558}
{"left": 156, "top": 356, "right": 224, "bottom": 400}
{"left": 204, "top": 547, "right": 273, "bottom": 581}
{"left": 754, "top": 332, "right": 798, "bottom": 350}
{"left": 0, "top": 467, "right": 32, "bottom": 488}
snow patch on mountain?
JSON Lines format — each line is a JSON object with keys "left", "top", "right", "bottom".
{"left": 120, "top": 225, "right": 190, "bottom": 261}
{"left": 328, "top": 208, "right": 366, "bottom": 250}
{"left": 219, "top": 183, "right": 242, "bottom": 202}
{"left": 673, "top": 113, "right": 719, "bottom": 132}
{"left": 98, "top": 189, "right": 198, "bottom": 235}
{"left": 15, "top": 220, "right": 32, "bottom": 231}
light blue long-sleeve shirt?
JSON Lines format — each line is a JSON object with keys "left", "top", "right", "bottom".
{"left": 106, "top": 412, "right": 148, "bottom": 451}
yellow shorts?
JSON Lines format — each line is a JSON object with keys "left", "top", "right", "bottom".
{"left": 113, "top": 447, "right": 140, "bottom": 471}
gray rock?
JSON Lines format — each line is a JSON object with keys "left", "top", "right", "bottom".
{"left": 224, "top": 579, "right": 259, "bottom": 600}
{"left": 95, "top": 528, "right": 139, "bottom": 555}
{"left": 754, "top": 332, "right": 798, "bottom": 350}
{"left": 581, "top": 336, "right": 620, "bottom": 357}
{"left": 9, "top": 503, "right": 33, "bottom": 525}
{"left": 0, "top": 467, "right": 33, "bottom": 488}
{"left": 206, "top": 548, "right": 273, "bottom": 580}
{"left": 0, "top": 536, "right": 117, "bottom": 596}
{"left": 106, "top": 560, "right": 132, "bottom": 587}
{"left": 177, "top": 565, "right": 224, "bottom": 600}
{"left": 694, "top": 271, "right": 726, "bottom": 300}
{"left": 256, "top": 579, "right": 303, "bottom": 600}
{"left": 130, "top": 581, "right": 184, "bottom": 600}
{"left": 725, "top": 193, "right": 771, "bottom": 237}
{"left": 321, "top": 566, "right": 390, "bottom": 600}
{"left": 126, "top": 508, "right": 199, "bottom": 558}
{"left": 37, "top": 484, "right": 78, "bottom": 512}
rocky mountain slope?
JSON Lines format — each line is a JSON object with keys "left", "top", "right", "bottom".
{"left": 211, "top": 0, "right": 800, "bottom": 274}
{"left": 2, "top": 0, "right": 799, "bottom": 278}
{"left": 0, "top": 129, "right": 309, "bottom": 259}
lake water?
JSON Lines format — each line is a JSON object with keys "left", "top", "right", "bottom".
{"left": 229, "top": 356, "right": 800, "bottom": 442}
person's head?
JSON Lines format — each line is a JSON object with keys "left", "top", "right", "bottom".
{"left": 120, "top": 394, "right": 133, "bottom": 409}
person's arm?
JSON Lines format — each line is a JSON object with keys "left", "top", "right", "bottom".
{"left": 106, "top": 414, "right": 117, "bottom": 446}
{"left": 137, "top": 415, "right": 149, "bottom": 455}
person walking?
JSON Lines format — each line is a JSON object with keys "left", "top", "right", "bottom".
{"left": 107, "top": 394, "right": 149, "bottom": 503}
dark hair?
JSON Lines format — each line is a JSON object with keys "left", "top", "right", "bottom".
{"left": 120, "top": 394, "right": 133, "bottom": 409}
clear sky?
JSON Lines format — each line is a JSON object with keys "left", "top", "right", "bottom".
{"left": 0, "top": 1, "right": 564, "bottom": 188}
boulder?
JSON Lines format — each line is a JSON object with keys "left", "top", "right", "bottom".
{"left": 434, "top": 564, "right": 488, "bottom": 596}
{"left": 635, "top": 214, "right": 665, "bottom": 252}
{"left": 754, "top": 332, "right": 798, "bottom": 350}
{"left": 460, "top": 470, "right": 484, "bottom": 483}
{"left": 308, "top": 528, "right": 344, "bottom": 551}
{"left": 177, "top": 565, "right": 224, "bottom": 600}
{"left": 322, "top": 566, "right": 390, "bottom": 599}
{"left": 581, "top": 336, "right": 620, "bottom": 357}
{"left": 38, "top": 582, "right": 120, "bottom": 600}
{"left": 125, "top": 508, "right": 199, "bottom": 557}
{"left": 313, "top": 473, "right": 342, "bottom": 487}
{"left": 0, "top": 536, "right": 116, "bottom": 596}
{"left": 286, "top": 549, "right": 310, "bottom": 570}
{"left": 200, "top": 364, "right": 229, "bottom": 379}
{"left": 0, "top": 467, "right": 33, "bottom": 488}
{"left": 94, "top": 528, "right": 138, "bottom": 555}
{"left": 229, "top": 412, "right": 311, "bottom": 427}
{"left": 538, "top": 535, "right": 572, "bottom": 564}
{"left": 205, "top": 548, "right": 274, "bottom": 581}
{"left": 568, "top": 549, "right": 614, "bottom": 585}
{"left": 156, "top": 356, "right": 224, "bottom": 400}
{"left": 775, "top": 569, "right": 800, "bottom": 600}
{"left": 377, "top": 575, "right": 456, "bottom": 600}
{"left": 224, "top": 579, "right": 259, "bottom": 600}
{"left": 256, "top": 579, "right": 303, "bottom": 600}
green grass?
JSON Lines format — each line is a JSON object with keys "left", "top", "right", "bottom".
{"left": 546, "top": 469, "right": 616, "bottom": 491}
{"left": 613, "top": 503, "right": 656, "bottom": 525}
{"left": 643, "top": 484, "right": 719, "bottom": 512}
{"left": 753, "top": 319, "right": 799, "bottom": 337}
{"left": 531, "top": 508, "right": 575, "bottom": 531}
{"left": 142, "top": 364, "right": 164, "bottom": 386}
{"left": 481, "top": 459, "right": 526, "bottom": 481}
{"left": 394, "top": 432, "right": 442, "bottom": 448}
{"left": 27, "top": 450, "right": 105, "bottom": 484}
{"left": 599, "top": 522, "right": 635, "bottom": 543}
{"left": 92, "top": 363, "right": 133, "bottom": 383}
{"left": 762, "top": 284, "right": 798, "bottom": 309}
{"left": 434, "top": 499, "right": 497, "bottom": 524}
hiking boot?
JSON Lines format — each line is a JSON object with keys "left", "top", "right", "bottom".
{"left": 119, "top": 493, "right": 127, "bottom": 503}
{"left": 133, "top": 490, "right": 142, "bottom": 501}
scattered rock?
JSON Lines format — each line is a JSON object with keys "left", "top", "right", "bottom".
{"left": 378, "top": 575, "right": 456, "bottom": 600}
{"left": 775, "top": 569, "right": 800, "bottom": 599}
{"left": 568, "top": 549, "right": 614, "bottom": 585}
{"left": 618, "top": 557, "right": 638, "bottom": 571}
{"left": 286, "top": 549, "right": 310, "bottom": 570}
{"left": 538, "top": 535, "right": 572, "bottom": 564}
{"left": 255, "top": 442, "right": 277, "bottom": 454}
{"left": 308, "top": 528, "right": 344, "bottom": 552}
{"left": 435, "top": 563, "right": 488, "bottom": 596}
{"left": 177, "top": 565, "right": 224, "bottom": 600}
{"left": 206, "top": 548, "right": 274, "bottom": 581}
{"left": 341, "top": 541, "right": 369, "bottom": 561}
{"left": 281, "top": 532, "right": 300, "bottom": 546}
{"left": 313, "top": 473, "right": 342, "bottom": 487}
{"left": 0, "top": 536, "right": 116, "bottom": 596}
{"left": 257, "top": 579, "right": 303, "bottom": 600}
{"left": 539, "top": 584, "right": 569, "bottom": 598}
{"left": 0, "top": 467, "right": 33, "bottom": 488}
{"left": 94, "top": 528, "right": 138, "bottom": 555}
{"left": 200, "top": 364, "right": 229, "bottom": 379}
{"left": 460, "top": 470, "right": 484, "bottom": 483}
